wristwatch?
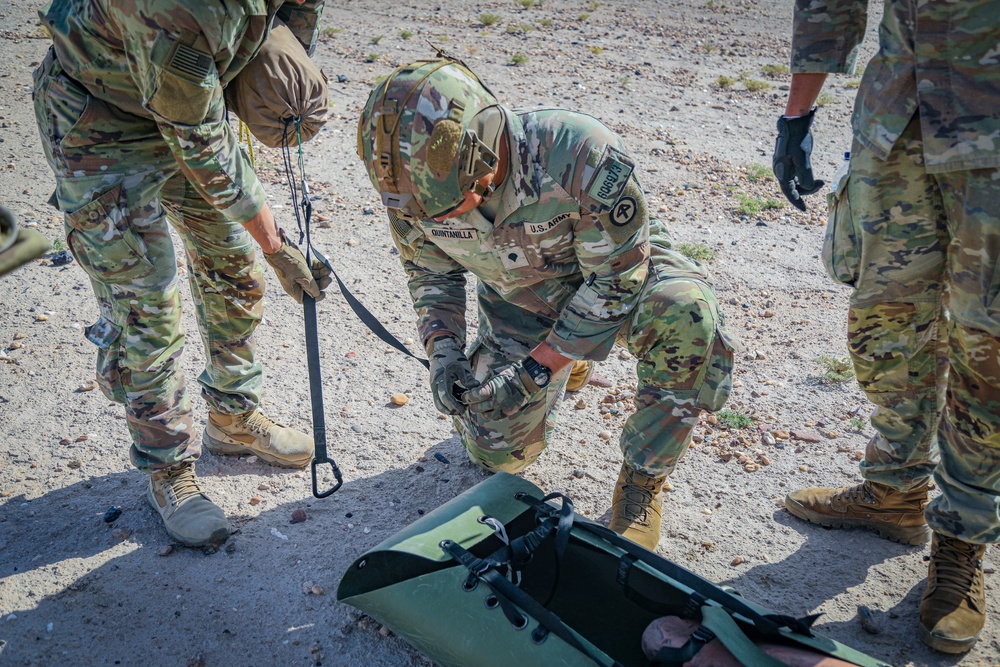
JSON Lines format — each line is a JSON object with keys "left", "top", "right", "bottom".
{"left": 519, "top": 356, "right": 552, "bottom": 391}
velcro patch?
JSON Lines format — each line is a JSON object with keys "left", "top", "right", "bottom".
{"left": 595, "top": 177, "right": 648, "bottom": 245}
{"left": 586, "top": 146, "right": 634, "bottom": 207}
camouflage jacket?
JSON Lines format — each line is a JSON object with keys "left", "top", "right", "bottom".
{"left": 791, "top": 0, "right": 1000, "bottom": 173}
{"left": 390, "top": 107, "right": 656, "bottom": 362}
{"left": 39, "top": 0, "right": 323, "bottom": 223}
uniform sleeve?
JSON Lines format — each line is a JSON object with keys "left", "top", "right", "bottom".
{"left": 388, "top": 212, "right": 469, "bottom": 346}
{"left": 544, "top": 137, "right": 650, "bottom": 361}
{"left": 115, "top": 4, "right": 267, "bottom": 224}
{"left": 790, "top": 0, "right": 869, "bottom": 74}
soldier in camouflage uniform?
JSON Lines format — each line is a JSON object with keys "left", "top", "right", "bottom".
{"left": 358, "top": 58, "right": 735, "bottom": 551}
{"left": 772, "top": 0, "right": 1000, "bottom": 653}
{"left": 32, "top": 0, "right": 331, "bottom": 546}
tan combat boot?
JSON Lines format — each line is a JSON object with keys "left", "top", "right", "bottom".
{"left": 565, "top": 360, "right": 594, "bottom": 392}
{"left": 204, "top": 408, "right": 313, "bottom": 468}
{"left": 785, "top": 480, "right": 930, "bottom": 545}
{"left": 147, "top": 461, "right": 230, "bottom": 546}
{"left": 919, "top": 533, "right": 987, "bottom": 653}
{"left": 609, "top": 463, "right": 667, "bottom": 550}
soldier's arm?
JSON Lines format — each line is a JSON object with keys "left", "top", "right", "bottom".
{"left": 544, "top": 136, "right": 650, "bottom": 362}
{"left": 277, "top": 0, "right": 325, "bottom": 55}
{"left": 114, "top": 5, "right": 268, "bottom": 226}
{"left": 388, "top": 213, "right": 469, "bottom": 347}
{"left": 790, "top": 0, "right": 869, "bottom": 75}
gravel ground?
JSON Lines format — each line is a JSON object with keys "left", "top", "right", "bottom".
{"left": 0, "top": 1, "right": 995, "bottom": 666}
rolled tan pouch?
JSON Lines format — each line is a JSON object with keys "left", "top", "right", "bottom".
{"left": 225, "top": 22, "right": 329, "bottom": 148}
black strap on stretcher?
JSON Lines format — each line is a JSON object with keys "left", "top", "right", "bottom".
{"left": 280, "top": 119, "right": 428, "bottom": 498}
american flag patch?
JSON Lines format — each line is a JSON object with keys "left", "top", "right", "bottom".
{"left": 168, "top": 42, "right": 212, "bottom": 80}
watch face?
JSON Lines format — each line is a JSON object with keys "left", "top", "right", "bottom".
{"left": 536, "top": 372, "right": 550, "bottom": 387}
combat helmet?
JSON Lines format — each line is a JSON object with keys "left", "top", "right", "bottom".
{"left": 357, "top": 56, "right": 505, "bottom": 220}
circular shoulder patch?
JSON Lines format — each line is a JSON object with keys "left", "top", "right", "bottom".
{"left": 611, "top": 195, "right": 638, "bottom": 226}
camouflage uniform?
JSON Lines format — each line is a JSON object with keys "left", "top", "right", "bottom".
{"left": 391, "top": 107, "right": 735, "bottom": 476}
{"left": 33, "top": 0, "right": 322, "bottom": 471}
{"left": 794, "top": 0, "right": 1000, "bottom": 542}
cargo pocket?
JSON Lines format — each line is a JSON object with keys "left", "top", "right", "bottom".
{"left": 821, "top": 173, "right": 861, "bottom": 288}
{"left": 695, "top": 327, "right": 736, "bottom": 412}
{"left": 85, "top": 316, "right": 126, "bottom": 403}
{"left": 65, "top": 182, "right": 155, "bottom": 285}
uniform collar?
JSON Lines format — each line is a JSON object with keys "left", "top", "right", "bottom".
{"left": 487, "top": 106, "right": 540, "bottom": 225}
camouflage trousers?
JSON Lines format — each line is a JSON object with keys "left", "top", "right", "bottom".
{"left": 455, "top": 246, "right": 735, "bottom": 478}
{"left": 33, "top": 51, "right": 264, "bottom": 472}
{"left": 825, "top": 115, "right": 1000, "bottom": 543}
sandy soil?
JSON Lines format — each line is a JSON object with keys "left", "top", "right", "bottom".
{"left": 1, "top": 1, "right": 995, "bottom": 666}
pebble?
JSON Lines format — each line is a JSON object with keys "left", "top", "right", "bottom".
{"left": 258, "top": 483, "right": 269, "bottom": 491}
{"left": 598, "top": 430, "right": 612, "bottom": 441}
{"left": 351, "top": 425, "right": 363, "bottom": 433}
{"left": 433, "top": 452, "right": 451, "bottom": 465}
{"left": 102, "top": 506, "right": 122, "bottom": 523}
{"left": 309, "top": 584, "right": 325, "bottom": 595}
{"left": 78, "top": 380, "right": 98, "bottom": 392}
{"left": 347, "top": 239, "right": 358, "bottom": 246}
{"left": 759, "top": 455, "right": 771, "bottom": 466}
{"left": 246, "top": 455, "right": 259, "bottom": 464}
{"left": 618, "top": 349, "right": 631, "bottom": 360}
{"left": 572, "top": 468, "right": 586, "bottom": 478}
{"left": 403, "top": 338, "right": 414, "bottom": 345}
{"left": 799, "top": 465, "right": 810, "bottom": 472}
{"left": 9, "top": 341, "right": 22, "bottom": 350}
{"left": 761, "top": 432, "right": 775, "bottom": 446}
{"left": 270, "top": 527, "right": 289, "bottom": 541}
{"left": 773, "top": 429, "right": 790, "bottom": 440}
{"left": 744, "top": 463, "right": 758, "bottom": 473}
{"left": 791, "top": 430, "right": 821, "bottom": 443}
{"left": 249, "top": 496, "right": 263, "bottom": 506}
{"left": 157, "top": 545, "right": 174, "bottom": 557}
{"left": 291, "top": 509, "right": 308, "bottom": 524}
{"left": 379, "top": 625, "right": 391, "bottom": 637}
{"left": 36, "top": 314, "right": 48, "bottom": 321}
{"left": 75, "top": 435, "right": 88, "bottom": 442}
{"left": 706, "top": 415, "right": 718, "bottom": 426}
{"left": 390, "top": 393, "right": 409, "bottom": 406}
{"left": 701, "top": 508, "right": 712, "bottom": 515}
{"left": 857, "top": 606, "right": 880, "bottom": 634}
{"left": 730, "top": 556, "right": 745, "bottom": 566}
{"left": 574, "top": 399, "right": 586, "bottom": 409}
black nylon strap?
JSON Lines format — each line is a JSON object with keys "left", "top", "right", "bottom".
{"left": 515, "top": 493, "right": 787, "bottom": 638}
{"left": 650, "top": 625, "right": 716, "bottom": 667}
{"left": 440, "top": 540, "right": 622, "bottom": 667}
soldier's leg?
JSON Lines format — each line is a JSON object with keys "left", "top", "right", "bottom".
{"left": 161, "top": 175, "right": 313, "bottom": 468}
{"left": 160, "top": 174, "right": 263, "bottom": 413}
{"left": 32, "top": 51, "right": 197, "bottom": 471}
{"left": 842, "top": 118, "right": 948, "bottom": 491}
{"left": 621, "top": 274, "right": 734, "bottom": 477}
{"left": 924, "top": 168, "right": 1000, "bottom": 543}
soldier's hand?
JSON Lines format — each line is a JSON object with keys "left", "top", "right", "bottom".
{"left": 427, "top": 335, "right": 480, "bottom": 416}
{"left": 263, "top": 238, "right": 332, "bottom": 304}
{"left": 773, "top": 108, "right": 824, "bottom": 212}
{"left": 462, "top": 362, "right": 538, "bottom": 421}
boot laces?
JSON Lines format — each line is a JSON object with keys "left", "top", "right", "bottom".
{"left": 240, "top": 410, "right": 278, "bottom": 436}
{"left": 621, "top": 468, "right": 661, "bottom": 522}
{"left": 835, "top": 481, "right": 876, "bottom": 506}
{"left": 159, "top": 463, "right": 203, "bottom": 506}
{"left": 931, "top": 537, "right": 984, "bottom": 604}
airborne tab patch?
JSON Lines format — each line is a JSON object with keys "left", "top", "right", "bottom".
{"left": 586, "top": 146, "right": 634, "bottom": 207}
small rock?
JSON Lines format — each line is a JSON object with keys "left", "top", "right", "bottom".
{"left": 157, "top": 545, "right": 174, "bottom": 557}
{"left": 78, "top": 380, "right": 98, "bottom": 392}
{"left": 572, "top": 468, "right": 586, "bottom": 479}
{"left": 759, "top": 455, "right": 771, "bottom": 466}
{"left": 67, "top": 459, "right": 82, "bottom": 469}
{"left": 309, "top": 584, "right": 325, "bottom": 596}
{"left": 390, "top": 393, "right": 409, "bottom": 406}
{"left": 270, "top": 527, "right": 289, "bottom": 541}
{"left": 258, "top": 483, "right": 269, "bottom": 491}
{"left": 336, "top": 74, "right": 349, "bottom": 83}
{"left": 731, "top": 556, "right": 745, "bottom": 566}
{"left": 403, "top": 338, "right": 414, "bottom": 345}
{"left": 75, "top": 434, "right": 88, "bottom": 442}
{"left": 574, "top": 399, "right": 587, "bottom": 410}
{"left": 826, "top": 431, "right": 839, "bottom": 439}
{"left": 378, "top": 625, "right": 391, "bottom": 637}
{"left": 662, "top": 479, "right": 673, "bottom": 492}
{"left": 9, "top": 341, "right": 22, "bottom": 350}
{"left": 291, "top": 509, "right": 308, "bottom": 524}
{"left": 102, "top": 506, "right": 123, "bottom": 523}
{"left": 706, "top": 415, "right": 718, "bottom": 425}
{"left": 744, "top": 463, "right": 758, "bottom": 473}
{"left": 791, "top": 430, "right": 821, "bottom": 443}
{"left": 857, "top": 606, "right": 880, "bottom": 634}
{"left": 112, "top": 528, "right": 132, "bottom": 540}
{"left": 36, "top": 314, "right": 48, "bottom": 322}
{"left": 246, "top": 455, "right": 259, "bottom": 464}
{"left": 59, "top": 438, "right": 71, "bottom": 446}
{"left": 701, "top": 508, "right": 712, "bottom": 515}
{"left": 852, "top": 451, "right": 864, "bottom": 460}
{"left": 347, "top": 239, "right": 358, "bottom": 246}
{"left": 598, "top": 430, "right": 613, "bottom": 441}
{"left": 761, "top": 432, "right": 776, "bottom": 446}
{"left": 362, "top": 208, "right": 375, "bottom": 215}
{"left": 249, "top": 496, "right": 263, "bottom": 506}
{"left": 773, "top": 429, "right": 790, "bottom": 440}
{"left": 799, "top": 465, "right": 810, "bottom": 472}
{"left": 433, "top": 452, "right": 450, "bottom": 465}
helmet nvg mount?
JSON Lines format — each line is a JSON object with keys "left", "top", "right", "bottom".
{"left": 357, "top": 56, "right": 505, "bottom": 220}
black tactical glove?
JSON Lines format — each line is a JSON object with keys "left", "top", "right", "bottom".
{"left": 462, "top": 361, "right": 539, "bottom": 421}
{"left": 773, "top": 108, "right": 824, "bottom": 212}
{"left": 428, "top": 336, "right": 480, "bottom": 416}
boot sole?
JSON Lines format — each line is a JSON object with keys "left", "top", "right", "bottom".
{"left": 203, "top": 432, "right": 311, "bottom": 469}
{"left": 785, "top": 497, "right": 930, "bottom": 546}
{"left": 919, "top": 624, "right": 980, "bottom": 654}
{"left": 145, "top": 487, "right": 230, "bottom": 547}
